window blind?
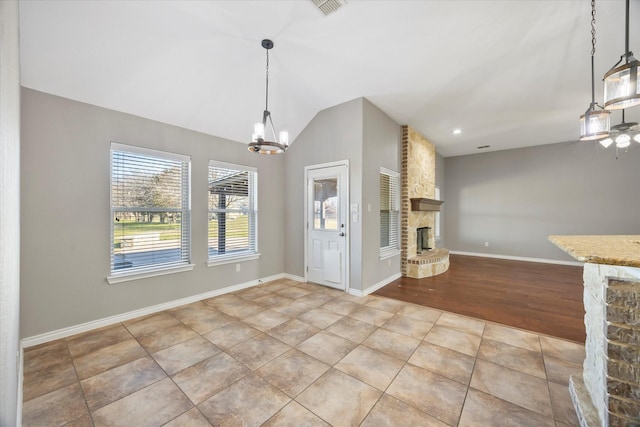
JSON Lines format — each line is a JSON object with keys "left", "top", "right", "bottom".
{"left": 110, "top": 143, "right": 191, "bottom": 274}
{"left": 380, "top": 168, "right": 400, "bottom": 257}
{"left": 208, "top": 161, "right": 257, "bottom": 261}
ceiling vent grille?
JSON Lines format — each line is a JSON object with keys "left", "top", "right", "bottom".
{"left": 311, "top": 0, "right": 348, "bottom": 16}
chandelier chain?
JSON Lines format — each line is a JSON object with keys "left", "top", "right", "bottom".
{"left": 591, "top": 0, "right": 596, "bottom": 57}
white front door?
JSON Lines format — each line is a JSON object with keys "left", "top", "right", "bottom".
{"left": 305, "top": 162, "right": 348, "bottom": 290}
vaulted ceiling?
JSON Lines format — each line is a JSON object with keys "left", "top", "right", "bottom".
{"left": 18, "top": 0, "right": 640, "bottom": 157}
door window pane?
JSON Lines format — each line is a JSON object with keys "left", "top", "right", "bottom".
{"left": 313, "top": 178, "right": 338, "bottom": 230}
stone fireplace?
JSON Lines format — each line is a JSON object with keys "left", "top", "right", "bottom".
{"left": 400, "top": 125, "right": 449, "bottom": 279}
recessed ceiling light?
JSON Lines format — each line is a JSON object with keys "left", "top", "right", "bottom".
{"left": 452, "top": 129, "right": 462, "bottom": 135}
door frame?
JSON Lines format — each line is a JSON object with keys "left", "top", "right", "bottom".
{"left": 304, "top": 160, "right": 350, "bottom": 292}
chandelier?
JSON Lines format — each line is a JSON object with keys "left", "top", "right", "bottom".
{"left": 579, "top": 0, "right": 610, "bottom": 141}
{"left": 248, "top": 39, "right": 289, "bottom": 155}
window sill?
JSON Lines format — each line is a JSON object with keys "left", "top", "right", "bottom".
{"left": 107, "top": 263, "right": 195, "bottom": 284}
{"left": 207, "top": 253, "right": 261, "bottom": 267}
{"left": 379, "top": 249, "right": 401, "bottom": 261}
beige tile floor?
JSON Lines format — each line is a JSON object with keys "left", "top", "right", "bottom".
{"left": 22, "top": 279, "right": 584, "bottom": 427}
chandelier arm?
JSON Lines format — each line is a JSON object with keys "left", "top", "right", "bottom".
{"left": 267, "top": 112, "right": 278, "bottom": 142}
{"left": 607, "top": 56, "right": 624, "bottom": 75}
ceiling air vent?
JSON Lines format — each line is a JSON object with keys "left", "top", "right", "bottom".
{"left": 311, "top": 0, "right": 348, "bottom": 16}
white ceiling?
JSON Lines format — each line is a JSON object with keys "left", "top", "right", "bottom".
{"left": 18, "top": 0, "right": 640, "bottom": 157}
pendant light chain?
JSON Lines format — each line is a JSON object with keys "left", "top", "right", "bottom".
{"left": 590, "top": 0, "right": 597, "bottom": 104}
{"left": 591, "top": 0, "right": 596, "bottom": 57}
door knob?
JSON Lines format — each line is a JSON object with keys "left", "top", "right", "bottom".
{"left": 339, "top": 232, "right": 345, "bottom": 237}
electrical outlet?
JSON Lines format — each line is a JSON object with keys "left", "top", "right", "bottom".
{"left": 235, "top": 263, "right": 241, "bottom": 272}
{"left": 484, "top": 241, "right": 489, "bottom": 247}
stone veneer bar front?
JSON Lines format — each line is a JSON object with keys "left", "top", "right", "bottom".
{"left": 550, "top": 235, "right": 640, "bottom": 427}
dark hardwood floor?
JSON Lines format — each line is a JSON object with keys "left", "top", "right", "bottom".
{"left": 375, "top": 254, "right": 585, "bottom": 343}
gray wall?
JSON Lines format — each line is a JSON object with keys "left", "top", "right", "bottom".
{"left": 0, "top": 2, "right": 21, "bottom": 425}
{"left": 444, "top": 141, "right": 640, "bottom": 261}
{"left": 20, "top": 88, "right": 285, "bottom": 338}
{"left": 284, "top": 98, "right": 364, "bottom": 289}
{"left": 362, "top": 99, "right": 402, "bottom": 289}
{"left": 283, "top": 98, "right": 402, "bottom": 292}
{"left": 435, "top": 152, "right": 445, "bottom": 248}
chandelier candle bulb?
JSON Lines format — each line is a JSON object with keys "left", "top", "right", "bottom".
{"left": 254, "top": 123, "right": 265, "bottom": 141}
{"left": 279, "top": 131, "right": 289, "bottom": 146}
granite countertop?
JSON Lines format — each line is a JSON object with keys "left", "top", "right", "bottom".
{"left": 549, "top": 235, "right": 640, "bottom": 268}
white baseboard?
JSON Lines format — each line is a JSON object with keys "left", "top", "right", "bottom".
{"left": 347, "top": 288, "right": 364, "bottom": 297}
{"left": 21, "top": 273, "right": 285, "bottom": 348}
{"left": 348, "top": 273, "right": 402, "bottom": 297}
{"left": 283, "top": 273, "right": 305, "bottom": 283}
{"left": 449, "top": 251, "right": 583, "bottom": 267}
{"left": 16, "top": 343, "right": 23, "bottom": 427}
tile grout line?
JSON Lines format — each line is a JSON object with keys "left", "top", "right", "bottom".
{"left": 454, "top": 322, "right": 485, "bottom": 427}
{"left": 65, "top": 337, "right": 96, "bottom": 427}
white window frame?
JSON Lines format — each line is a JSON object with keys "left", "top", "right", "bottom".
{"left": 108, "top": 142, "right": 193, "bottom": 284}
{"left": 207, "top": 160, "right": 259, "bottom": 267}
{"left": 379, "top": 167, "right": 401, "bottom": 260}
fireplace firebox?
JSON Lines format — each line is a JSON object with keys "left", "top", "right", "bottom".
{"left": 416, "top": 226, "right": 431, "bottom": 254}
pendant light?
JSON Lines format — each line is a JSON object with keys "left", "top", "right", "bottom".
{"left": 580, "top": 0, "right": 610, "bottom": 141}
{"left": 248, "top": 39, "right": 288, "bottom": 155}
{"left": 603, "top": 0, "right": 640, "bottom": 110}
